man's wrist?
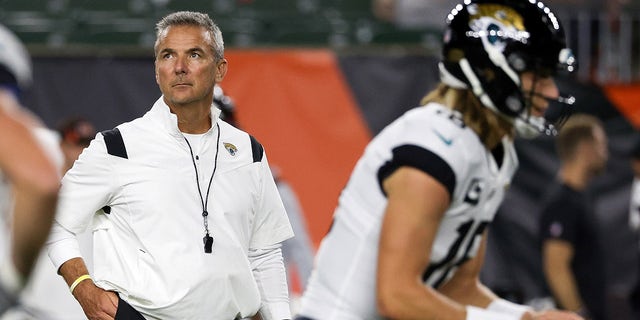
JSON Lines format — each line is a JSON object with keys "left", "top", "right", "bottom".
{"left": 69, "top": 274, "right": 92, "bottom": 294}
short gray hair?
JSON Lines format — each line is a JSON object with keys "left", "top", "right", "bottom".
{"left": 154, "top": 11, "right": 224, "bottom": 61}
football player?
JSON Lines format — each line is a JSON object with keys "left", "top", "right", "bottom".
{"left": 296, "top": 0, "right": 581, "bottom": 319}
{"left": 0, "top": 23, "right": 60, "bottom": 314}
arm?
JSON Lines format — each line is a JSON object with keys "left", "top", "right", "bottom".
{"left": 438, "top": 233, "right": 532, "bottom": 319}
{"left": 376, "top": 167, "right": 583, "bottom": 320}
{"left": 438, "top": 231, "right": 500, "bottom": 307}
{"left": 249, "top": 244, "right": 291, "bottom": 320}
{"left": 0, "top": 90, "right": 59, "bottom": 285}
{"left": 58, "top": 257, "right": 118, "bottom": 320}
{"left": 48, "top": 222, "right": 118, "bottom": 320}
{"left": 376, "top": 166, "right": 466, "bottom": 319}
{"left": 436, "top": 216, "right": 583, "bottom": 320}
{"left": 542, "top": 239, "right": 583, "bottom": 312}
{"left": 45, "top": 132, "right": 119, "bottom": 320}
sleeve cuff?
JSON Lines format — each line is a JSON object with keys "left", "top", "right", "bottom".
{"left": 260, "top": 301, "right": 292, "bottom": 320}
{"left": 46, "top": 223, "right": 83, "bottom": 272}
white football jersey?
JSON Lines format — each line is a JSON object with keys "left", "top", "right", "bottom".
{"left": 298, "top": 103, "right": 518, "bottom": 320}
{"left": 0, "top": 128, "right": 90, "bottom": 319}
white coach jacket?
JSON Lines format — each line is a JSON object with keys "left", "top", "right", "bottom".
{"left": 48, "top": 97, "right": 294, "bottom": 319}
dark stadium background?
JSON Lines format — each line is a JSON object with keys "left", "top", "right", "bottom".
{"left": 3, "top": 1, "right": 640, "bottom": 318}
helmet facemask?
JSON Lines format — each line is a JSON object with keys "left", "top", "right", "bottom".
{"left": 515, "top": 60, "right": 576, "bottom": 138}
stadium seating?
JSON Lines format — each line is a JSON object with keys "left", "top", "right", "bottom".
{"left": 0, "top": 0, "right": 439, "bottom": 49}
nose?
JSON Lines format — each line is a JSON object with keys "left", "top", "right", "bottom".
{"left": 174, "top": 56, "right": 187, "bottom": 74}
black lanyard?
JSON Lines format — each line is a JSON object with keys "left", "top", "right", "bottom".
{"left": 184, "top": 122, "right": 220, "bottom": 253}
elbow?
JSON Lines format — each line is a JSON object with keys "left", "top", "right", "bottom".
{"left": 35, "top": 176, "right": 61, "bottom": 212}
{"left": 13, "top": 174, "right": 60, "bottom": 204}
{"left": 41, "top": 168, "right": 62, "bottom": 193}
{"left": 15, "top": 165, "right": 61, "bottom": 199}
{"left": 376, "top": 281, "right": 414, "bottom": 319}
{"left": 377, "top": 291, "right": 402, "bottom": 319}
{"left": 35, "top": 171, "right": 61, "bottom": 201}
{"left": 21, "top": 171, "right": 60, "bottom": 220}
{"left": 12, "top": 160, "right": 61, "bottom": 194}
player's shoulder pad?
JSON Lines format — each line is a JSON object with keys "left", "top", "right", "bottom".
{"left": 249, "top": 135, "right": 263, "bottom": 163}
{"left": 100, "top": 128, "right": 128, "bottom": 159}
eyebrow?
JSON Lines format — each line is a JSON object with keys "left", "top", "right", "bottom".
{"left": 158, "top": 47, "right": 206, "bottom": 55}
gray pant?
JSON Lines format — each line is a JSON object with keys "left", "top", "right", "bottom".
{"left": 0, "top": 284, "right": 17, "bottom": 316}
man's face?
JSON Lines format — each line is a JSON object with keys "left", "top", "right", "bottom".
{"left": 154, "top": 25, "right": 227, "bottom": 108}
{"left": 587, "top": 126, "right": 609, "bottom": 175}
{"left": 520, "top": 72, "right": 559, "bottom": 118}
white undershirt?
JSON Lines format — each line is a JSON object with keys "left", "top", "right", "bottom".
{"left": 182, "top": 132, "right": 206, "bottom": 155}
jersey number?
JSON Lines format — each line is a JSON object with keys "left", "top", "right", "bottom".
{"left": 422, "top": 220, "right": 488, "bottom": 287}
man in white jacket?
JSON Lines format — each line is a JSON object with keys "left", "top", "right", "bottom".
{"left": 47, "top": 11, "right": 293, "bottom": 320}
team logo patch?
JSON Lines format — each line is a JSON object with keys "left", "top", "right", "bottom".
{"left": 224, "top": 142, "right": 238, "bottom": 156}
{"left": 466, "top": 3, "right": 529, "bottom": 53}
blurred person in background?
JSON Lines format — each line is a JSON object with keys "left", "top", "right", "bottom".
{"left": 0, "top": 24, "right": 60, "bottom": 315}
{"left": 273, "top": 169, "right": 314, "bottom": 304}
{"left": 297, "top": 0, "right": 582, "bottom": 319}
{"left": 372, "top": 0, "right": 451, "bottom": 30}
{"left": 46, "top": 11, "right": 292, "bottom": 320}
{"left": 58, "top": 117, "right": 97, "bottom": 173}
{"left": 628, "top": 135, "right": 640, "bottom": 319}
{"left": 539, "top": 114, "right": 609, "bottom": 320}
{"left": 216, "top": 84, "right": 315, "bottom": 312}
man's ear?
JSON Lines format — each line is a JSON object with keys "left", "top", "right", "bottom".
{"left": 215, "top": 59, "right": 228, "bottom": 82}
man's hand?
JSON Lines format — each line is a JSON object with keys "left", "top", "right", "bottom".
{"left": 524, "top": 310, "right": 584, "bottom": 320}
{"left": 72, "top": 280, "right": 119, "bottom": 320}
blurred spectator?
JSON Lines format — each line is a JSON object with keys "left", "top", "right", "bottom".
{"left": 57, "top": 117, "right": 97, "bottom": 173}
{"left": 216, "top": 84, "right": 315, "bottom": 310}
{"left": 539, "top": 114, "right": 609, "bottom": 320}
{"left": 271, "top": 168, "right": 315, "bottom": 299}
{"left": 628, "top": 135, "right": 640, "bottom": 319}
{"left": 215, "top": 84, "right": 238, "bottom": 127}
{"left": 372, "top": 0, "right": 450, "bottom": 30}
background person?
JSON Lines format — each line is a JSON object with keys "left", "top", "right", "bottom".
{"left": 215, "top": 84, "right": 315, "bottom": 291}
{"left": 627, "top": 135, "right": 640, "bottom": 318}
{"left": 57, "top": 117, "right": 97, "bottom": 173}
{"left": 539, "top": 114, "right": 609, "bottom": 320}
{"left": 46, "top": 11, "right": 293, "bottom": 320}
{"left": 215, "top": 83, "right": 316, "bottom": 313}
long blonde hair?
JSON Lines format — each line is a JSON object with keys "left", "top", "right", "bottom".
{"left": 421, "top": 84, "right": 514, "bottom": 149}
